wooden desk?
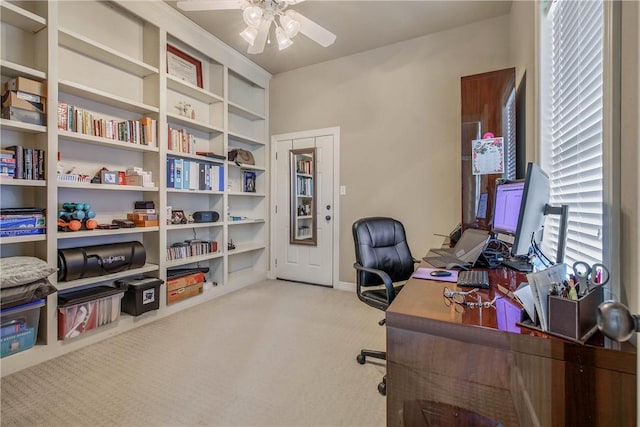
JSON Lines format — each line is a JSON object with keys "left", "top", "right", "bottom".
{"left": 386, "top": 265, "right": 636, "bottom": 427}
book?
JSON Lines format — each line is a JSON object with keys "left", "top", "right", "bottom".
{"left": 183, "top": 160, "right": 190, "bottom": 189}
{"left": 6, "top": 146, "right": 23, "bottom": 179}
{"left": 174, "top": 158, "right": 183, "bottom": 189}
{"left": 166, "top": 157, "right": 175, "bottom": 188}
{"left": 189, "top": 161, "right": 199, "bottom": 190}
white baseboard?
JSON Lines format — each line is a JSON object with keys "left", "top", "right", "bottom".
{"left": 333, "top": 281, "right": 355, "bottom": 292}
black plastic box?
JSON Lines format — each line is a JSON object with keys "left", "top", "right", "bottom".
{"left": 117, "top": 276, "right": 163, "bottom": 316}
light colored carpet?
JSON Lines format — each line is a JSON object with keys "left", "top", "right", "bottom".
{"left": 0, "top": 280, "right": 387, "bottom": 427}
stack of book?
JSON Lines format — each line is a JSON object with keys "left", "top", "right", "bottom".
{"left": 0, "top": 208, "right": 46, "bottom": 238}
{"left": 126, "top": 201, "right": 158, "bottom": 227}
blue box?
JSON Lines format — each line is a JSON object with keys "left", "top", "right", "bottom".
{"left": 1, "top": 299, "right": 44, "bottom": 358}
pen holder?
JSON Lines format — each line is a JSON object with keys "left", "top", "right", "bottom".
{"left": 548, "top": 286, "right": 604, "bottom": 341}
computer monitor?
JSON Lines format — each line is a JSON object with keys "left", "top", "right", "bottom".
{"left": 511, "top": 163, "right": 550, "bottom": 257}
{"left": 493, "top": 181, "right": 525, "bottom": 235}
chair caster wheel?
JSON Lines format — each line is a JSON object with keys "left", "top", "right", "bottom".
{"left": 378, "top": 381, "right": 386, "bottom": 396}
{"left": 356, "top": 354, "right": 366, "bottom": 364}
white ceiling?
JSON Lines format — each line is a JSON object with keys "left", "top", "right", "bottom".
{"left": 168, "top": 1, "right": 513, "bottom": 75}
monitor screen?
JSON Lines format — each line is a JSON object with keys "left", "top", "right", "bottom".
{"left": 493, "top": 181, "right": 525, "bottom": 235}
{"left": 511, "top": 162, "right": 551, "bottom": 257}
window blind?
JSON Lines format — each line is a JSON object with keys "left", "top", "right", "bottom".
{"left": 543, "top": 0, "right": 604, "bottom": 265}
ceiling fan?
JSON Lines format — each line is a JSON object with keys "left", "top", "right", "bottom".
{"left": 176, "top": 0, "right": 337, "bottom": 54}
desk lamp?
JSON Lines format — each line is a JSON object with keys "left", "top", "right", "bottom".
{"left": 597, "top": 301, "right": 640, "bottom": 342}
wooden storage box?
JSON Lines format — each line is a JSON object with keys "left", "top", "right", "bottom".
{"left": 166, "top": 272, "right": 204, "bottom": 305}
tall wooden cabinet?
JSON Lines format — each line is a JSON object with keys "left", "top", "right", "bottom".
{"left": 0, "top": 0, "right": 270, "bottom": 375}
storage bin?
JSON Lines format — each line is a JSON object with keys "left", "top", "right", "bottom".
{"left": 1, "top": 299, "right": 44, "bottom": 358}
{"left": 548, "top": 286, "right": 604, "bottom": 341}
{"left": 58, "top": 286, "right": 125, "bottom": 340}
{"left": 117, "top": 276, "right": 163, "bottom": 316}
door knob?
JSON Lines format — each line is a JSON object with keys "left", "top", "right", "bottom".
{"left": 325, "top": 215, "right": 331, "bottom": 221}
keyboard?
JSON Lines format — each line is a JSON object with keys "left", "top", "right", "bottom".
{"left": 501, "top": 258, "right": 533, "bottom": 272}
{"left": 457, "top": 270, "right": 490, "bottom": 289}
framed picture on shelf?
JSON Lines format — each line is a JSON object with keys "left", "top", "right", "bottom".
{"left": 171, "top": 209, "right": 187, "bottom": 224}
{"left": 243, "top": 171, "right": 256, "bottom": 193}
{"left": 166, "top": 44, "right": 203, "bottom": 88}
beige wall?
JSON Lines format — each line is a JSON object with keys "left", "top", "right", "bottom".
{"left": 270, "top": 15, "right": 512, "bottom": 283}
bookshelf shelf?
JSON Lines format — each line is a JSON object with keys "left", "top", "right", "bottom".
{"left": 0, "top": 178, "right": 47, "bottom": 187}
{"left": 167, "top": 222, "right": 223, "bottom": 230}
{"left": 166, "top": 112, "right": 223, "bottom": 134}
{"left": 57, "top": 181, "right": 159, "bottom": 192}
{"left": 58, "top": 130, "right": 160, "bottom": 153}
{"left": 167, "top": 150, "right": 225, "bottom": 165}
{"left": 0, "top": 234, "right": 47, "bottom": 245}
{"left": 166, "top": 252, "right": 224, "bottom": 268}
{"left": 166, "top": 74, "right": 223, "bottom": 104}
{"left": 228, "top": 101, "right": 265, "bottom": 121}
{"left": 166, "top": 188, "right": 224, "bottom": 195}
{"left": 0, "top": 60, "right": 46, "bottom": 80}
{"left": 228, "top": 130, "right": 265, "bottom": 146}
{"left": 228, "top": 191, "right": 265, "bottom": 197}
{"left": 0, "top": 2, "right": 46, "bottom": 33}
{"left": 56, "top": 263, "right": 160, "bottom": 291}
{"left": 228, "top": 219, "right": 266, "bottom": 226}
{"left": 58, "top": 27, "right": 159, "bottom": 77}
{"left": 0, "top": 119, "right": 47, "bottom": 134}
{"left": 228, "top": 243, "right": 266, "bottom": 255}
{"left": 57, "top": 227, "right": 159, "bottom": 240}
{"left": 226, "top": 162, "right": 265, "bottom": 172}
{"left": 59, "top": 80, "right": 160, "bottom": 115}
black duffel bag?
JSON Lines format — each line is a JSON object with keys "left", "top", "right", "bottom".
{"left": 58, "top": 241, "right": 146, "bottom": 282}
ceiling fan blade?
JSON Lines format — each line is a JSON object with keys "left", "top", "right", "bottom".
{"left": 247, "top": 19, "right": 270, "bottom": 54}
{"left": 287, "top": 10, "right": 336, "bottom": 47}
{"left": 176, "top": 0, "right": 245, "bottom": 11}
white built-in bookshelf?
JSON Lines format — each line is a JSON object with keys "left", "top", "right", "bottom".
{"left": 0, "top": 0, "right": 270, "bottom": 375}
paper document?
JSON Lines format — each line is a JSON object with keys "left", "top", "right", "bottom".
{"left": 526, "top": 264, "right": 567, "bottom": 331}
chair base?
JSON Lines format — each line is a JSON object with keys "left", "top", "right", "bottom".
{"left": 356, "top": 350, "right": 387, "bottom": 396}
{"left": 356, "top": 349, "right": 386, "bottom": 364}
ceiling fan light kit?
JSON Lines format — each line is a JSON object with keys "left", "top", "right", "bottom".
{"left": 177, "top": 0, "right": 336, "bottom": 54}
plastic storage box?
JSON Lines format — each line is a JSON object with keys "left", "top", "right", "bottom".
{"left": 58, "top": 286, "right": 125, "bottom": 340}
{"left": 1, "top": 299, "right": 44, "bottom": 358}
{"left": 117, "top": 276, "right": 163, "bottom": 316}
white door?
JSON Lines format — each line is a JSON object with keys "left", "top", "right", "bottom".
{"left": 272, "top": 128, "right": 338, "bottom": 286}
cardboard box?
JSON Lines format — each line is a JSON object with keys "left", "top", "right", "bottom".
{"left": 3, "top": 77, "right": 46, "bottom": 97}
{"left": 1, "top": 91, "right": 46, "bottom": 113}
{"left": 167, "top": 281, "right": 203, "bottom": 304}
{"left": 548, "top": 286, "right": 603, "bottom": 341}
{"left": 0, "top": 214, "right": 45, "bottom": 229}
{"left": 166, "top": 272, "right": 205, "bottom": 292}
{"left": 1, "top": 106, "right": 45, "bottom": 126}
{"left": 166, "top": 272, "right": 204, "bottom": 304}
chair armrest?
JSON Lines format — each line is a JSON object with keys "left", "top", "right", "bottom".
{"left": 353, "top": 262, "right": 395, "bottom": 302}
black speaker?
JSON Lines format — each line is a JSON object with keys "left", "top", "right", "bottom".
{"left": 193, "top": 211, "right": 219, "bottom": 223}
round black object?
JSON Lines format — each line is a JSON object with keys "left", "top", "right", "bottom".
{"left": 193, "top": 211, "right": 219, "bottom": 223}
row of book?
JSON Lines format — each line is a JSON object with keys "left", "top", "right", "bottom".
{"left": 168, "top": 126, "right": 197, "bottom": 154}
{"left": 0, "top": 147, "right": 45, "bottom": 180}
{"left": 57, "top": 102, "right": 157, "bottom": 147}
{"left": 296, "top": 176, "right": 313, "bottom": 196}
{"left": 166, "top": 241, "right": 218, "bottom": 261}
{"left": 296, "top": 159, "right": 313, "bottom": 175}
{"left": 167, "top": 157, "right": 224, "bottom": 191}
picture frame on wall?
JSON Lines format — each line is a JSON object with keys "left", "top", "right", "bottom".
{"left": 166, "top": 44, "right": 203, "bottom": 88}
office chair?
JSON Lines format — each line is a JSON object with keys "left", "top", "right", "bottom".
{"left": 352, "top": 217, "right": 419, "bottom": 395}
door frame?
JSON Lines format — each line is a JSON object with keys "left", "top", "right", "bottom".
{"left": 269, "top": 127, "right": 341, "bottom": 287}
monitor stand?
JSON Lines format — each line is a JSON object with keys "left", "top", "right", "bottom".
{"left": 502, "top": 257, "right": 533, "bottom": 273}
